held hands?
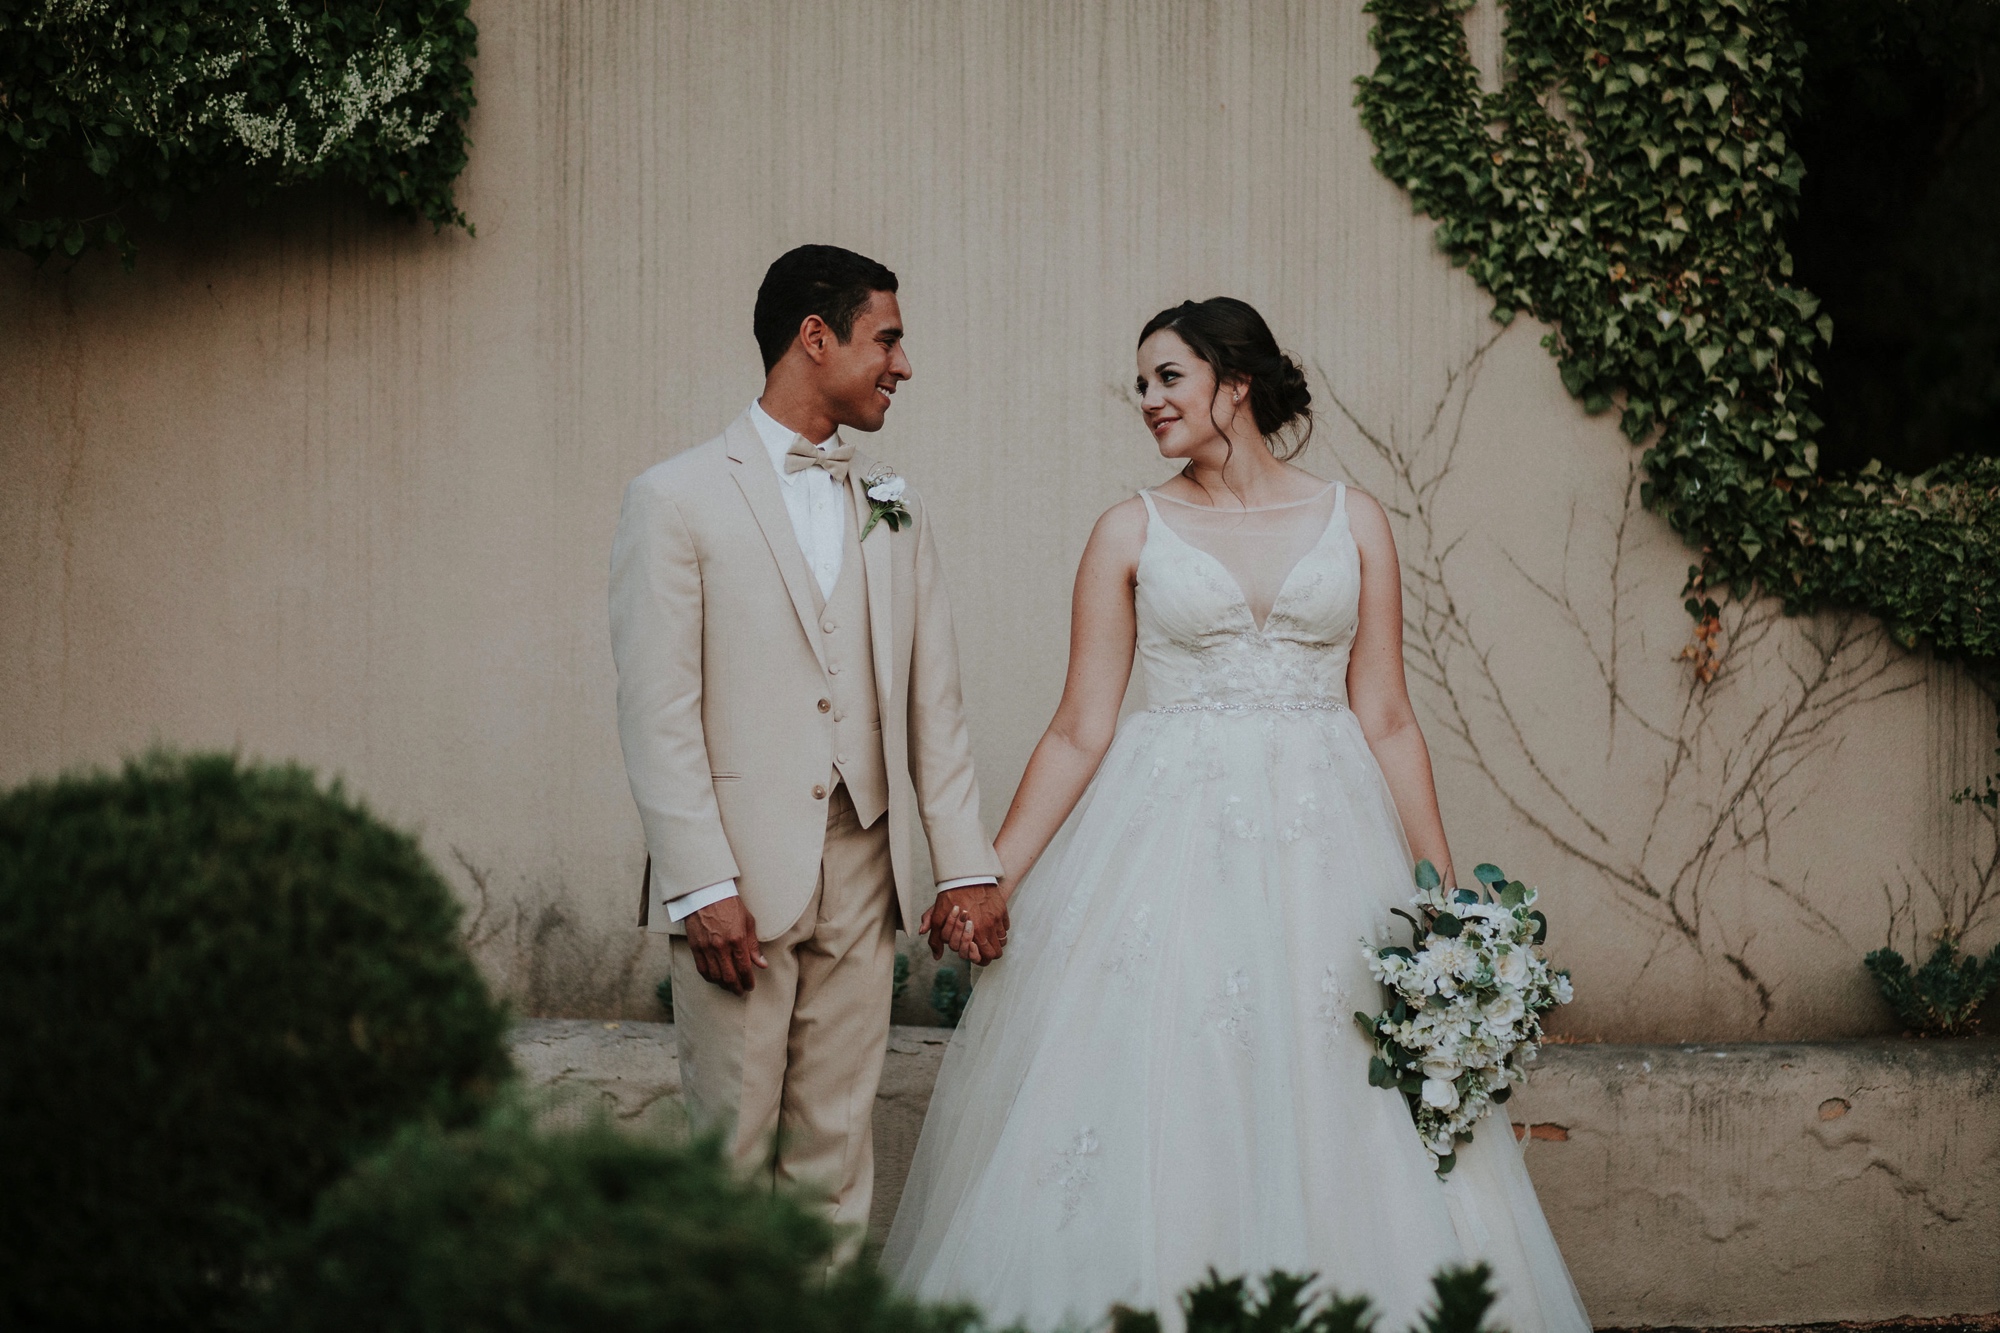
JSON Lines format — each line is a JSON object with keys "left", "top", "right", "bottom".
{"left": 918, "top": 883, "right": 1010, "bottom": 964}
{"left": 685, "top": 896, "right": 768, "bottom": 995}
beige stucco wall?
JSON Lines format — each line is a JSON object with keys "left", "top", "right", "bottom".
{"left": 3, "top": 0, "right": 1993, "bottom": 1039}
{"left": 513, "top": 1019, "right": 2000, "bottom": 1326}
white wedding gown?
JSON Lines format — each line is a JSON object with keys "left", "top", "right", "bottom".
{"left": 885, "top": 484, "right": 1591, "bottom": 1332}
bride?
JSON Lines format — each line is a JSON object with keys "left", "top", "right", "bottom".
{"left": 884, "top": 298, "right": 1591, "bottom": 1331}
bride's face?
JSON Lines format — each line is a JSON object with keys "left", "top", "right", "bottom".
{"left": 1136, "top": 329, "right": 1246, "bottom": 462}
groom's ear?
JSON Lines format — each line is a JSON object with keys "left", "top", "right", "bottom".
{"left": 793, "top": 313, "right": 835, "bottom": 365}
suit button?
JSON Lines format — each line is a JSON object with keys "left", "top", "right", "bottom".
{"left": 828, "top": 663, "right": 842, "bottom": 675}
{"left": 817, "top": 698, "right": 831, "bottom": 713}
{"left": 812, "top": 784, "right": 827, "bottom": 800}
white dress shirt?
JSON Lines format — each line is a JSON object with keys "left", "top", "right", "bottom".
{"left": 665, "top": 402, "right": 994, "bottom": 923}
{"left": 751, "top": 398, "right": 849, "bottom": 600}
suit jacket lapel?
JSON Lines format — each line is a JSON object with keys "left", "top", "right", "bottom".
{"left": 849, "top": 451, "right": 896, "bottom": 712}
{"left": 726, "top": 412, "right": 829, "bottom": 674}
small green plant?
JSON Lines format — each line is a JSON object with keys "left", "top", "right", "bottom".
{"left": 655, "top": 972, "right": 674, "bottom": 1022}
{"left": 895, "top": 950, "right": 911, "bottom": 1000}
{"left": 1110, "top": 1264, "right": 1506, "bottom": 1333}
{"left": 0, "top": 751, "right": 511, "bottom": 1331}
{"left": 931, "top": 963, "right": 971, "bottom": 1028}
{"left": 247, "top": 1106, "right": 986, "bottom": 1333}
{"left": 1864, "top": 937, "right": 2000, "bottom": 1036}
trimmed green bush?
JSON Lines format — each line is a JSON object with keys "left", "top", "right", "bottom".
{"left": 248, "top": 1108, "right": 986, "bottom": 1333}
{"left": 0, "top": 751, "right": 511, "bottom": 1331}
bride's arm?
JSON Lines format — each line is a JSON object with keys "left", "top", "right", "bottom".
{"left": 990, "top": 498, "right": 1146, "bottom": 898}
{"left": 1344, "top": 489, "right": 1456, "bottom": 887}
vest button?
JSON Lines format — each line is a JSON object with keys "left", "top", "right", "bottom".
{"left": 822, "top": 620, "right": 837, "bottom": 632}
{"left": 828, "top": 663, "right": 842, "bottom": 675}
{"left": 812, "top": 784, "right": 827, "bottom": 800}
{"left": 817, "top": 698, "right": 831, "bottom": 713}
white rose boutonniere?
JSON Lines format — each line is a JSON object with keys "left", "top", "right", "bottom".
{"left": 860, "top": 467, "right": 911, "bottom": 541}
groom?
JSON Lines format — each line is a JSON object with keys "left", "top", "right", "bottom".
{"left": 609, "top": 244, "right": 1008, "bottom": 1232}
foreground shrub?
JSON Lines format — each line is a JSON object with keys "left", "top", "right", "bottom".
{"left": 0, "top": 752, "right": 511, "bottom": 1331}
{"left": 1865, "top": 938, "right": 2000, "bottom": 1035}
{"left": 248, "top": 1109, "right": 985, "bottom": 1333}
{"left": 1111, "top": 1265, "right": 1504, "bottom": 1333}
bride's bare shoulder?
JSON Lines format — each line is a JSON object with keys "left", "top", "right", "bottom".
{"left": 1341, "top": 483, "right": 1388, "bottom": 524}
{"left": 1082, "top": 494, "right": 1151, "bottom": 569}
{"left": 1339, "top": 484, "right": 1398, "bottom": 558}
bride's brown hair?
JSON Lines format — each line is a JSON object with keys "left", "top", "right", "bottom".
{"left": 1138, "top": 298, "right": 1314, "bottom": 461}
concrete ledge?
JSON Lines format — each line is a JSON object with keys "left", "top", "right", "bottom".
{"left": 509, "top": 1022, "right": 1999, "bottom": 1328}
{"left": 1505, "top": 1039, "right": 1999, "bottom": 1327}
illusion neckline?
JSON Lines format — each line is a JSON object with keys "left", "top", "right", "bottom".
{"left": 1144, "top": 480, "right": 1341, "bottom": 514}
{"left": 1139, "top": 488, "right": 1349, "bottom": 634}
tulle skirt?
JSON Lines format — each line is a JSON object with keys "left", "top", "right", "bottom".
{"left": 884, "top": 707, "right": 1591, "bottom": 1333}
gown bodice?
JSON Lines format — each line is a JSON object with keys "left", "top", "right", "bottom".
{"left": 1135, "top": 483, "right": 1358, "bottom": 713}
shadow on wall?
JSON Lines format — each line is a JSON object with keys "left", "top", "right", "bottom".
{"left": 448, "top": 844, "right": 973, "bottom": 1025}
{"left": 453, "top": 850, "right": 652, "bottom": 1019}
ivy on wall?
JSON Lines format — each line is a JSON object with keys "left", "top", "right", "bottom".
{"left": 0, "top": 0, "right": 476, "bottom": 265}
{"left": 1356, "top": 0, "right": 1999, "bottom": 669}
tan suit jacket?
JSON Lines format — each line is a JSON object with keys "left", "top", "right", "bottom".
{"left": 609, "top": 408, "right": 1001, "bottom": 940}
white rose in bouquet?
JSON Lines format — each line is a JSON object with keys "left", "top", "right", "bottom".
{"left": 1420, "top": 1077, "right": 1461, "bottom": 1111}
{"left": 1421, "top": 1056, "right": 1462, "bottom": 1082}
{"left": 1482, "top": 991, "right": 1527, "bottom": 1029}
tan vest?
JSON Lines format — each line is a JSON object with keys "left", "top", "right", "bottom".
{"left": 810, "top": 496, "right": 889, "bottom": 828}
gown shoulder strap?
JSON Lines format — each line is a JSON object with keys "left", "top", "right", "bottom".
{"left": 1334, "top": 482, "right": 1347, "bottom": 515}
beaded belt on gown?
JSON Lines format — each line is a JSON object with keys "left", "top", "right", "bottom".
{"left": 1147, "top": 697, "right": 1347, "bottom": 715}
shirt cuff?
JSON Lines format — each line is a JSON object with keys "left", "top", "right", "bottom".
{"left": 666, "top": 879, "right": 739, "bottom": 923}
{"left": 935, "top": 876, "right": 999, "bottom": 892}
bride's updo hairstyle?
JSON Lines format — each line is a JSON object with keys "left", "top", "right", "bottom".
{"left": 1139, "top": 297, "right": 1314, "bottom": 460}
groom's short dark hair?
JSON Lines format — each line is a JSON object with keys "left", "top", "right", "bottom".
{"left": 754, "top": 245, "right": 900, "bottom": 372}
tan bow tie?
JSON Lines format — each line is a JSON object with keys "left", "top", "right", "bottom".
{"left": 784, "top": 434, "right": 855, "bottom": 483}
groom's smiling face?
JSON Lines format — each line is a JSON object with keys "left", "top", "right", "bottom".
{"left": 820, "top": 290, "right": 911, "bottom": 433}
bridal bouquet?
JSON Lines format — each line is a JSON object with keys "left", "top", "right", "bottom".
{"left": 1355, "top": 860, "right": 1574, "bottom": 1174}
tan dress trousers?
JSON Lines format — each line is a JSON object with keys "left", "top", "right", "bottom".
{"left": 669, "top": 780, "right": 897, "bottom": 1238}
